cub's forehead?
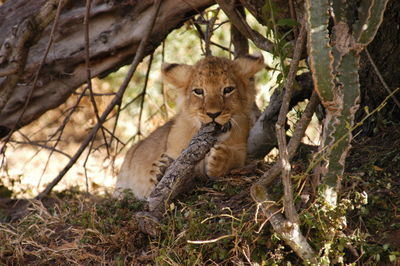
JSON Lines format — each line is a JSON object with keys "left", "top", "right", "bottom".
{"left": 191, "top": 57, "right": 236, "bottom": 86}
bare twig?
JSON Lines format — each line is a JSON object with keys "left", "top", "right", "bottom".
{"left": 8, "top": 140, "right": 71, "bottom": 159}
{"left": 137, "top": 54, "right": 154, "bottom": 137}
{"left": 192, "top": 17, "right": 233, "bottom": 55}
{"left": 83, "top": 135, "right": 96, "bottom": 194}
{"left": 0, "top": 0, "right": 66, "bottom": 155}
{"left": 204, "top": 9, "right": 219, "bottom": 56}
{"left": 37, "top": 86, "right": 91, "bottom": 188}
{"left": 255, "top": 91, "right": 320, "bottom": 187}
{"left": 251, "top": 184, "right": 317, "bottom": 262}
{"left": 216, "top": 0, "right": 274, "bottom": 53}
{"left": 72, "top": 91, "right": 116, "bottom": 97}
{"left": 230, "top": 1, "right": 249, "bottom": 58}
{"left": 35, "top": 0, "right": 163, "bottom": 200}
{"left": 275, "top": 21, "right": 306, "bottom": 224}
{"left": 187, "top": 234, "right": 234, "bottom": 244}
{"left": 108, "top": 100, "right": 122, "bottom": 147}
{"left": 160, "top": 41, "right": 169, "bottom": 120}
{"left": 84, "top": 0, "right": 110, "bottom": 158}
{"left": 365, "top": 48, "right": 400, "bottom": 109}
{"left": 288, "top": 0, "right": 299, "bottom": 39}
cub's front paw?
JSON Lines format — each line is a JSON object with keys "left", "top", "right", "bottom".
{"left": 149, "top": 154, "right": 174, "bottom": 181}
{"left": 206, "top": 144, "right": 231, "bottom": 178}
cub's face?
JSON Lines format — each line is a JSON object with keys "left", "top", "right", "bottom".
{"left": 162, "top": 55, "right": 265, "bottom": 126}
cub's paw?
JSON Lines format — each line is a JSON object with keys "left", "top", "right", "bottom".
{"left": 206, "top": 144, "right": 231, "bottom": 178}
{"left": 149, "top": 154, "right": 174, "bottom": 181}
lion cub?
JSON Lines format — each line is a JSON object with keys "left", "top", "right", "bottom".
{"left": 115, "top": 54, "right": 264, "bottom": 199}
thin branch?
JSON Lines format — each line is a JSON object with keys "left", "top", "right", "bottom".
{"left": 288, "top": 0, "right": 299, "bottom": 39}
{"left": 36, "top": 0, "right": 163, "bottom": 200}
{"left": 160, "top": 41, "right": 169, "bottom": 120}
{"left": 192, "top": 18, "right": 233, "bottom": 55}
{"left": 365, "top": 48, "right": 400, "bottom": 109}
{"left": 251, "top": 184, "right": 317, "bottom": 262}
{"left": 37, "top": 86, "right": 91, "bottom": 189}
{"left": 108, "top": 100, "right": 122, "bottom": 148}
{"left": 137, "top": 54, "right": 154, "bottom": 137}
{"left": 83, "top": 134, "right": 96, "bottom": 194}
{"left": 109, "top": 92, "right": 144, "bottom": 116}
{"left": 0, "top": 0, "right": 66, "bottom": 155}
{"left": 230, "top": 1, "right": 249, "bottom": 58}
{"left": 9, "top": 140, "right": 71, "bottom": 159}
{"left": 256, "top": 91, "right": 320, "bottom": 187}
{"left": 72, "top": 91, "right": 116, "bottom": 96}
{"left": 187, "top": 234, "right": 234, "bottom": 244}
{"left": 84, "top": 0, "right": 111, "bottom": 157}
{"left": 216, "top": 0, "right": 274, "bottom": 53}
{"left": 204, "top": 8, "right": 220, "bottom": 56}
{"left": 275, "top": 21, "right": 306, "bottom": 224}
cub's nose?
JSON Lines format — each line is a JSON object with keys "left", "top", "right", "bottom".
{"left": 206, "top": 112, "right": 222, "bottom": 120}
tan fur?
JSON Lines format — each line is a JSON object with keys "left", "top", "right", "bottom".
{"left": 115, "top": 55, "right": 265, "bottom": 200}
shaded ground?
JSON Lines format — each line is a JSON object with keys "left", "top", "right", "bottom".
{"left": 0, "top": 124, "right": 400, "bottom": 265}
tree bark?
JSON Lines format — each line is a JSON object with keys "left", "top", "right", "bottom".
{"left": 148, "top": 122, "right": 224, "bottom": 217}
{"left": 247, "top": 73, "right": 313, "bottom": 159}
{"left": 0, "top": 0, "right": 214, "bottom": 138}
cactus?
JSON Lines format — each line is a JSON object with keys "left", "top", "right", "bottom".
{"left": 305, "top": 0, "right": 335, "bottom": 106}
{"left": 306, "top": 0, "right": 388, "bottom": 206}
{"left": 355, "top": 0, "right": 389, "bottom": 45}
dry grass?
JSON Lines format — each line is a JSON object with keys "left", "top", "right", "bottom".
{"left": 0, "top": 162, "right": 281, "bottom": 265}
{"left": 1, "top": 126, "right": 400, "bottom": 265}
{"left": 0, "top": 190, "right": 150, "bottom": 265}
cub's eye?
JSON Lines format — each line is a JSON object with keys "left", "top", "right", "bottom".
{"left": 223, "top": 86, "right": 235, "bottom": 95}
{"left": 193, "top": 88, "right": 204, "bottom": 96}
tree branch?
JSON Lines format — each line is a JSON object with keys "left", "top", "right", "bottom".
{"left": 0, "top": 0, "right": 67, "bottom": 156}
{"left": 148, "top": 122, "right": 225, "bottom": 217}
{"left": 0, "top": 0, "right": 214, "bottom": 137}
{"left": 83, "top": 0, "right": 110, "bottom": 158}
{"left": 35, "top": 0, "right": 163, "bottom": 200}
{"left": 254, "top": 91, "right": 319, "bottom": 187}
{"left": 0, "top": 0, "right": 68, "bottom": 112}
{"left": 275, "top": 21, "right": 306, "bottom": 224}
{"left": 230, "top": 1, "right": 249, "bottom": 58}
{"left": 251, "top": 184, "right": 317, "bottom": 263}
{"left": 216, "top": 0, "right": 274, "bottom": 53}
{"left": 247, "top": 73, "right": 314, "bottom": 159}
{"left": 365, "top": 48, "right": 400, "bottom": 109}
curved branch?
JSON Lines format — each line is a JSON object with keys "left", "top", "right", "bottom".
{"left": 216, "top": 0, "right": 274, "bottom": 52}
{"left": 0, "top": 0, "right": 214, "bottom": 137}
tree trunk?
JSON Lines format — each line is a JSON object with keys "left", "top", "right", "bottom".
{"left": 0, "top": 0, "right": 214, "bottom": 138}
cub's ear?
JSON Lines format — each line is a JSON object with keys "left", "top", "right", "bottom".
{"left": 161, "top": 63, "right": 193, "bottom": 88}
{"left": 234, "top": 53, "right": 265, "bottom": 78}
